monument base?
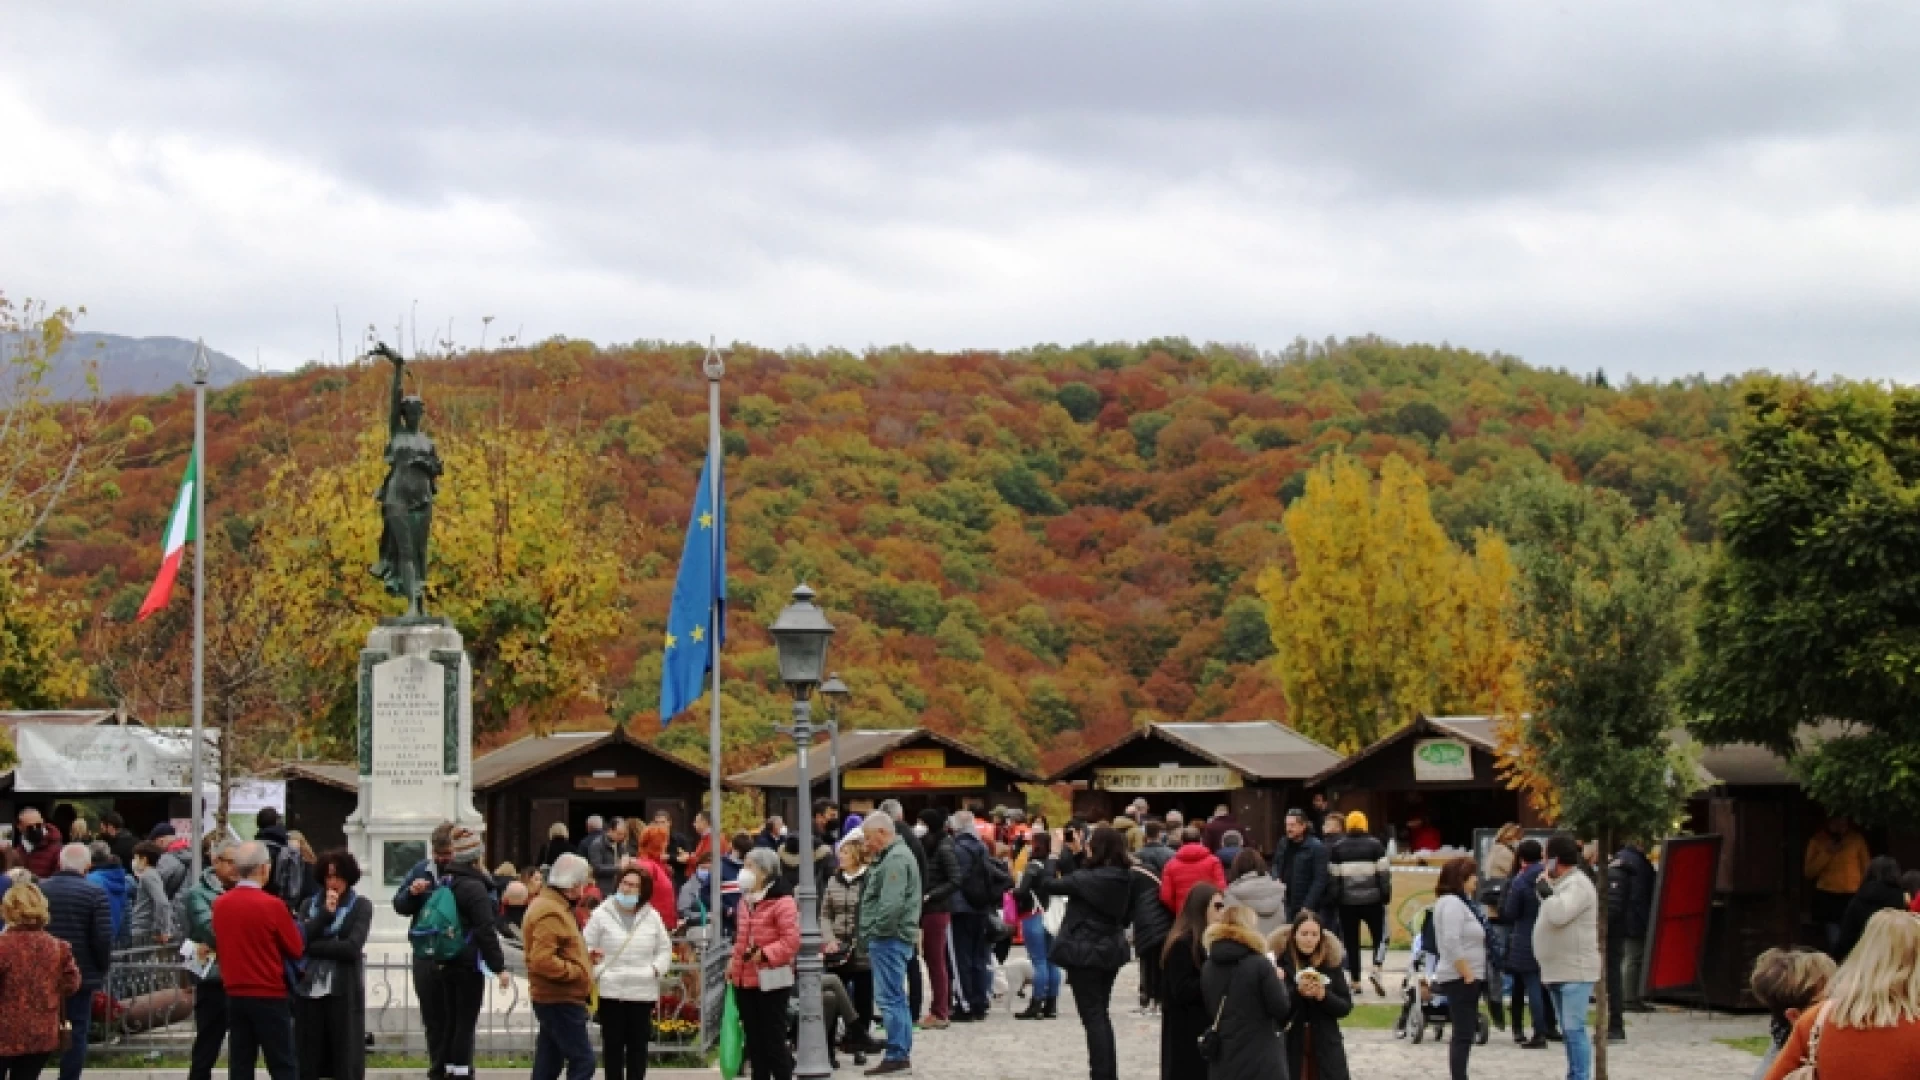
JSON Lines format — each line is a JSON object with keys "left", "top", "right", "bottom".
{"left": 344, "top": 620, "right": 483, "bottom": 942}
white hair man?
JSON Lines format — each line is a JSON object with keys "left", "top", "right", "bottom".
{"left": 858, "top": 812, "right": 921, "bottom": 1075}
{"left": 209, "top": 841, "right": 305, "bottom": 1080}
{"left": 40, "top": 841, "right": 113, "bottom": 1076}
{"left": 944, "top": 809, "right": 999, "bottom": 1023}
{"left": 523, "top": 853, "right": 596, "bottom": 1080}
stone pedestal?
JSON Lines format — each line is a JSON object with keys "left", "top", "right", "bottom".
{"left": 344, "top": 620, "right": 483, "bottom": 942}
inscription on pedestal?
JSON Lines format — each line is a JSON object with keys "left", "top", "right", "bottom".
{"left": 371, "top": 655, "right": 449, "bottom": 819}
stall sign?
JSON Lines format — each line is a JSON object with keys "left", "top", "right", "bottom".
{"left": 886, "top": 749, "right": 945, "bottom": 769}
{"left": 1644, "top": 834, "right": 1723, "bottom": 998}
{"left": 844, "top": 765, "right": 986, "bottom": 790}
{"left": 1412, "top": 738, "right": 1474, "bottom": 782}
{"left": 1092, "top": 767, "right": 1244, "bottom": 792}
{"left": 14, "top": 724, "right": 220, "bottom": 793}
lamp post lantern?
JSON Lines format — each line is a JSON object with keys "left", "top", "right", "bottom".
{"left": 769, "top": 584, "right": 835, "bottom": 1080}
{"left": 820, "top": 672, "right": 849, "bottom": 809}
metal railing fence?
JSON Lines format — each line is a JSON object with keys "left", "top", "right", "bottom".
{"left": 93, "top": 936, "right": 727, "bottom": 1060}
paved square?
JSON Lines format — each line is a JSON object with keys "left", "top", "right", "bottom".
{"left": 895, "top": 957, "right": 1768, "bottom": 1079}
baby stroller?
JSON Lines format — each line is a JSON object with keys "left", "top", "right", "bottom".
{"left": 1392, "top": 905, "right": 1488, "bottom": 1046}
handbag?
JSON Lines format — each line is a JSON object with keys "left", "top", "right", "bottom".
{"left": 1782, "top": 1002, "right": 1830, "bottom": 1080}
{"left": 1196, "top": 995, "right": 1227, "bottom": 1062}
{"left": 743, "top": 900, "right": 796, "bottom": 990}
{"left": 718, "top": 986, "right": 747, "bottom": 1080}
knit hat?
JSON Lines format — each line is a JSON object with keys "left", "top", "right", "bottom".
{"left": 147, "top": 822, "right": 177, "bottom": 841}
{"left": 1345, "top": 811, "right": 1369, "bottom": 834}
{"left": 449, "top": 826, "right": 484, "bottom": 864}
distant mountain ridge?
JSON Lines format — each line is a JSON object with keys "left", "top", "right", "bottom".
{"left": 3, "top": 331, "right": 254, "bottom": 400}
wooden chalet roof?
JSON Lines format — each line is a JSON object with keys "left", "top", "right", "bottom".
{"left": 474, "top": 727, "right": 714, "bottom": 792}
{"left": 728, "top": 727, "right": 1041, "bottom": 790}
{"left": 1048, "top": 721, "right": 1342, "bottom": 784}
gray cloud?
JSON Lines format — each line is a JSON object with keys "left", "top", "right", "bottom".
{"left": 3, "top": 1, "right": 1918, "bottom": 378}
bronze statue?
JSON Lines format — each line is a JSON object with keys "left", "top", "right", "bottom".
{"left": 369, "top": 344, "right": 442, "bottom": 619}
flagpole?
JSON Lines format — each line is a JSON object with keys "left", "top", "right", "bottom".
{"left": 189, "top": 340, "right": 210, "bottom": 882}
{"left": 703, "top": 338, "right": 725, "bottom": 949}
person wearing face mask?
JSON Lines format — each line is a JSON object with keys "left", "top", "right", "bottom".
{"left": 525, "top": 854, "right": 597, "bottom": 1080}
{"left": 15, "top": 809, "right": 63, "bottom": 880}
{"left": 128, "top": 841, "right": 177, "bottom": 947}
{"left": 391, "top": 823, "right": 458, "bottom": 1080}
{"left": 583, "top": 867, "right": 673, "bottom": 1080}
{"left": 729, "top": 847, "right": 800, "bottom": 1080}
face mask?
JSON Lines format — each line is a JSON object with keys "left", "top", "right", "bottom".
{"left": 737, "top": 869, "right": 759, "bottom": 894}
{"left": 24, "top": 826, "right": 43, "bottom": 844}
{"left": 912, "top": 824, "right": 927, "bottom": 838}
{"left": 615, "top": 894, "right": 639, "bottom": 910}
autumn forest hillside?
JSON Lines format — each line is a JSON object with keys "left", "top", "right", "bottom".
{"left": 31, "top": 336, "right": 1741, "bottom": 776}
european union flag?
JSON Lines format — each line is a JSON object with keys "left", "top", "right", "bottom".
{"left": 659, "top": 450, "right": 726, "bottom": 723}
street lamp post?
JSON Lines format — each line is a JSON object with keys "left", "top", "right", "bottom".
{"left": 769, "top": 584, "right": 836, "bottom": 1080}
{"left": 820, "top": 673, "right": 849, "bottom": 809}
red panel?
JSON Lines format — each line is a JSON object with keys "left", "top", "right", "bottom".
{"left": 1647, "top": 835, "right": 1722, "bottom": 993}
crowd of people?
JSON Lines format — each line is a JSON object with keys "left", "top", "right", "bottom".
{"left": 8, "top": 797, "right": 1920, "bottom": 1080}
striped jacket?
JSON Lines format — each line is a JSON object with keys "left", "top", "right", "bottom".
{"left": 1328, "top": 835, "right": 1392, "bottom": 908}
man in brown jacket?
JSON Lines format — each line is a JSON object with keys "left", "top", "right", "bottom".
{"left": 524, "top": 853, "right": 595, "bottom": 1080}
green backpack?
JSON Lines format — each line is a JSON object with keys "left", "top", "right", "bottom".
{"left": 409, "top": 883, "right": 468, "bottom": 963}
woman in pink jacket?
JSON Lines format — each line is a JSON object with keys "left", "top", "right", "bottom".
{"left": 730, "top": 847, "right": 800, "bottom": 1080}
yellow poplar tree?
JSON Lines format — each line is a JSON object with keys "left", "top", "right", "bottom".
{"left": 1257, "top": 453, "right": 1521, "bottom": 752}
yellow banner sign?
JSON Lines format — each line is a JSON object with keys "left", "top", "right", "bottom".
{"left": 885, "top": 749, "right": 946, "bottom": 769}
{"left": 844, "top": 766, "right": 985, "bottom": 791}
{"left": 1092, "top": 767, "right": 1243, "bottom": 792}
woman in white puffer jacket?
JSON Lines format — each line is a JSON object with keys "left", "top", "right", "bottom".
{"left": 585, "top": 866, "right": 676, "bottom": 1080}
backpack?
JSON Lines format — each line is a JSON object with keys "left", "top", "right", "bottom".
{"left": 270, "top": 844, "right": 307, "bottom": 906}
{"left": 961, "top": 844, "right": 1011, "bottom": 910}
{"left": 409, "top": 880, "right": 468, "bottom": 962}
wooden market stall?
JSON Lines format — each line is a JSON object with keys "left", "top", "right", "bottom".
{"left": 1048, "top": 722, "right": 1343, "bottom": 855}
{"left": 476, "top": 727, "right": 720, "bottom": 869}
{"left": 730, "top": 727, "right": 1039, "bottom": 827}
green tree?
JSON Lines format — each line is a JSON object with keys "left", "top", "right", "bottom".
{"left": 1686, "top": 381, "right": 1920, "bottom": 822}
{"left": 1055, "top": 382, "right": 1101, "bottom": 423}
{"left": 1502, "top": 475, "right": 1700, "bottom": 1080}
{"left": 1219, "top": 595, "right": 1276, "bottom": 664}
{"left": 0, "top": 560, "right": 88, "bottom": 708}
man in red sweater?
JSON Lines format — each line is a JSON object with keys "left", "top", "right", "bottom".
{"left": 212, "top": 841, "right": 304, "bottom": 1080}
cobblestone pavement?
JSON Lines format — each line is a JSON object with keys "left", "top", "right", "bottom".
{"left": 890, "top": 958, "right": 1768, "bottom": 1080}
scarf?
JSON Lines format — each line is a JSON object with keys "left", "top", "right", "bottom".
{"left": 306, "top": 888, "right": 358, "bottom": 938}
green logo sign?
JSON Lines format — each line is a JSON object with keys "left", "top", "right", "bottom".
{"left": 1417, "top": 742, "right": 1466, "bottom": 767}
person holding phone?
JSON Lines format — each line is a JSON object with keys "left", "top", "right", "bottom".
{"left": 1534, "top": 836, "right": 1600, "bottom": 1080}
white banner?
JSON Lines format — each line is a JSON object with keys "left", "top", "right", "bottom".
{"left": 14, "top": 725, "right": 220, "bottom": 793}
{"left": 1093, "top": 766, "right": 1244, "bottom": 792}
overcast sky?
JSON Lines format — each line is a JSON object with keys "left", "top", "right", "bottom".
{"left": 5, "top": 2, "right": 1918, "bottom": 380}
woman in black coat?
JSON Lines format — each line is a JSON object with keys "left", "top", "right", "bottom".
{"left": 1201, "top": 903, "right": 1292, "bottom": 1080}
{"left": 1040, "top": 826, "right": 1135, "bottom": 1080}
{"left": 1160, "top": 883, "right": 1225, "bottom": 1080}
{"left": 295, "top": 850, "right": 374, "bottom": 1080}
{"left": 1272, "top": 910, "right": 1353, "bottom": 1080}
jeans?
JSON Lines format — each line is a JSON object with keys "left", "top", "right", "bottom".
{"left": 424, "top": 966, "right": 483, "bottom": 1078}
{"left": 734, "top": 986, "right": 793, "bottom": 1080}
{"left": 596, "top": 998, "right": 653, "bottom": 1080}
{"left": 190, "top": 980, "right": 229, "bottom": 1080}
{"left": 1511, "top": 969, "right": 1550, "bottom": 1039}
{"left": 1550, "top": 981, "right": 1595, "bottom": 1080}
{"left": 57, "top": 988, "right": 91, "bottom": 1080}
{"left": 530, "top": 1003, "right": 594, "bottom": 1080}
{"left": 226, "top": 996, "right": 298, "bottom": 1080}
{"left": 0, "top": 1053, "right": 50, "bottom": 1080}
{"left": 1066, "top": 967, "right": 1118, "bottom": 1080}
{"left": 868, "top": 937, "right": 914, "bottom": 1062}
{"left": 919, "top": 912, "right": 951, "bottom": 1020}
{"left": 1435, "top": 979, "right": 1482, "bottom": 1080}
{"left": 1020, "top": 915, "right": 1061, "bottom": 1000}
{"left": 950, "top": 912, "right": 993, "bottom": 1017}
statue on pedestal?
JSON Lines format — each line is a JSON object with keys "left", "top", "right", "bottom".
{"left": 368, "top": 344, "right": 442, "bottom": 620}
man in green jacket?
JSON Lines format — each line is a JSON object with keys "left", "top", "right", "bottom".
{"left": 857, "top": 812, "right": 921, "bottom": 1076}
{"left": 182, "top": 838, "right": 240, "bottom": 1080}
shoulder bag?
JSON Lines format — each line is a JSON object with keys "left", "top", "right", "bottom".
{"left": 1197, "top": 994, "right": 1228, "bottom": 1062}
{"left": 1781, "top": 1002, "right": 1831, "bottom": 1080}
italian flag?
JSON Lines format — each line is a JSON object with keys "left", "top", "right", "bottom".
{"left": 136, "top": 452, "right": 197, "bottom": 622}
